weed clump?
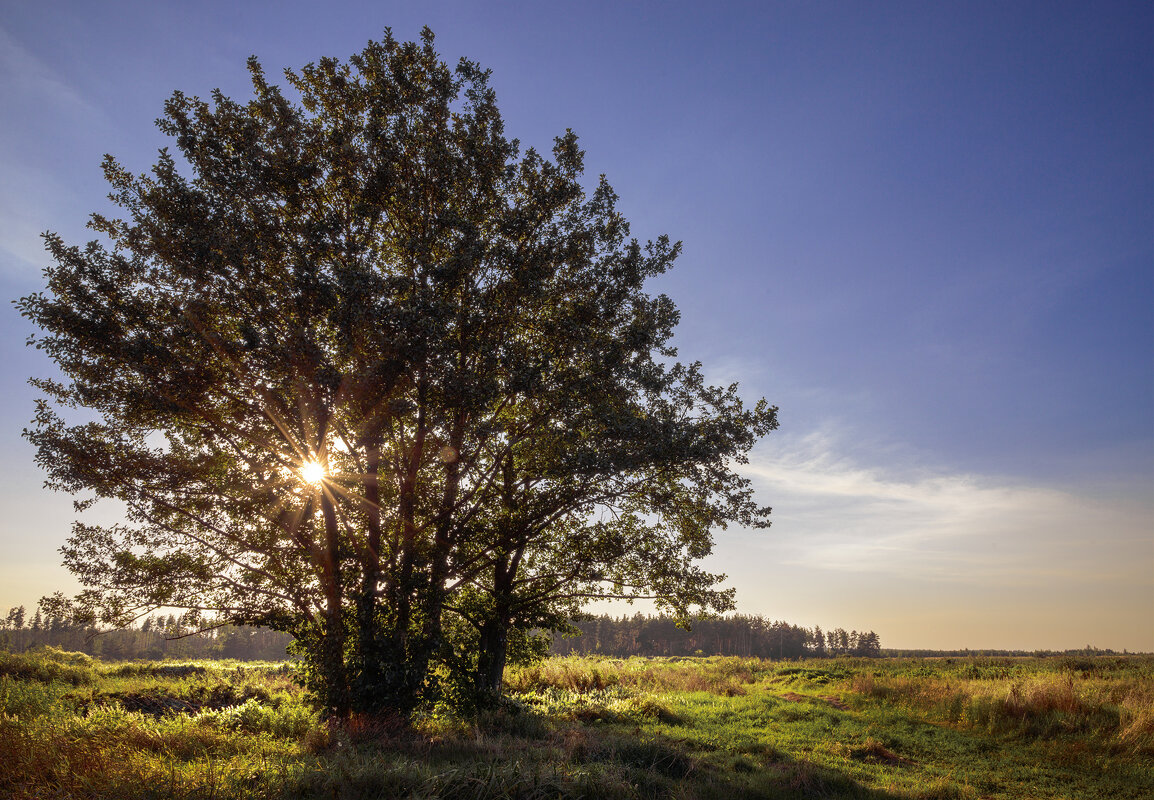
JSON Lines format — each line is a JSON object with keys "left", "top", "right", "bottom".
{"left": 197, "top": 697, "right": 318, "bottom": 738}
{"left": 0, "top": 647, "right": 95, "bottom": 686}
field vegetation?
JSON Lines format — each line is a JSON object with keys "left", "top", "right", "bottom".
{"left": 2, "top": 647, "right": 1150, "bottom": 799}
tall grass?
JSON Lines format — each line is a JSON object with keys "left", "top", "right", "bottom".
{"left": 849, "top": 658, "right": 1154, "bottom": 753}
{"left": 1, "top": 649, "right": 1151, "bottom": 799}
{"left": 507, "top": 655, "right": 767, "bottom": 696}
{"left": 0, "top": 645, "right": 96, "bottom": 685}
{"left": 0, "top": 649, "right": 709, "bottom": 800}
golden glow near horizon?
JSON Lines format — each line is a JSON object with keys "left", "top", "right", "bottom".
{"left": 299, "top": 460, "right": 327, "bottom": 486}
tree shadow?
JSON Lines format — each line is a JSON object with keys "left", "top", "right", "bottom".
{"left": 292, "top": 706, "right": 921, "bottom": 799}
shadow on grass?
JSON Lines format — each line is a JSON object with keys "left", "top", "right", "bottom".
{"left": 277, "top": 708, "right": 916, "bottom": 800}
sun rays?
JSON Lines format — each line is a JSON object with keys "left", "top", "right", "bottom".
{"left": 299, "top": 460, "right": 327, "bottom": 486}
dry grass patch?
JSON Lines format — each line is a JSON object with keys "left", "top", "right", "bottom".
{"left": 507, "top": 655, "right": 764, "bottom": 697}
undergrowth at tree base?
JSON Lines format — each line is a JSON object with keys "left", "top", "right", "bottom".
{"left": 1, "top": 647, "right": 1151, "bottom": 799}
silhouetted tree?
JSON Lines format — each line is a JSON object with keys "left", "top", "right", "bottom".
{"left": 856, "top": 630, "right": 881, "bottom": 657}
{"left": 4, "top": 607, "right": 25, "bottom": 630}
{"left": 19, "top": 29, "right": 775, "bottom": 715}
{"left": 809, "top": 625, "right": 826, "bottom": 657}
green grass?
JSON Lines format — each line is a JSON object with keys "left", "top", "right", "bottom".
{"left": 1, "top": 648, "right": 1150, "bottom": 798}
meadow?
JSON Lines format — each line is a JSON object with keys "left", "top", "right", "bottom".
{"left": 1, "top": 647, "right": 1150, "bottom": 799}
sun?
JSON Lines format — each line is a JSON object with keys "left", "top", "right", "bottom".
{"left": 299, "top": 460, "right": 327, "bottom": 486}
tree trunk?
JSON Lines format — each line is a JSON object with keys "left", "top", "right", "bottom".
{"left": 475, "top": 615, "right": 510, "bottom": 702}
{"left": 320, "top": 491, "right": 350, "bottom": 717}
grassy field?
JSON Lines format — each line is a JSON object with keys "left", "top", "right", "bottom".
{"left": 1, "top": 648, "right": 1150, "bottom": 799}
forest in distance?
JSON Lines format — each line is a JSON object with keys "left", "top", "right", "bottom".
{"left": 2, "top": 607, "right": 871, "bottom": 661}
{"left": 550, "top": 614, "right": 880, "bottom": 659}
{"left": 1, "top": 605, "right": 1133, "bottom": 663}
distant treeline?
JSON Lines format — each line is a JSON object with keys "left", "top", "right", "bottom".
{"left": 551, "top": 614, "right": 881, "bottom": 659}
{"left": 12, "top": 604, "right": 1124, "bottom": 663}
{"left": 0, "top": 606, "right": 291, "bottom": 661}
{"left": 2, "top": 605, "right": 875, "bottom": 662}
{"left": 882, "top": 647, "right": 1134, "bottom": 658}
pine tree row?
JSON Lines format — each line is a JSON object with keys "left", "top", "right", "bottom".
{"left": 551, "top": 614, "right": 882, "bottom": 659}
{"left": 0, "top": 606, "right": 291, "bottom": 661}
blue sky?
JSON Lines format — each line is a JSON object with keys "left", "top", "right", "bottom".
{"left": 1, "top": 0, "right": 1151, "bottom": 650}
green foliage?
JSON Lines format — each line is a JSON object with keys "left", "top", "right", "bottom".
{"left": 197, "top": 697, "right": 319, "bottom": 738}
{"left": 517, "top": 685, "right": 683, "bottom": 725}
{"left": 0, "top": 648, "right": 95, "bottom": 686}
{"left": 0, "top": 676, "right": 71, "bottom": 719}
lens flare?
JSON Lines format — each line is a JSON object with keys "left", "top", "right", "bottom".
{"left": 299, "top": 460, "right": 326, "bottom": 486}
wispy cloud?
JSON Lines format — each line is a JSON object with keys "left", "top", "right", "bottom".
{"left": 0, "top": 159, "right": 64, "bottom": 277}
{"left": 0, "top": 24, "right": 101, "bottom": 119}
{"left": 0, "top": 23, "right": 109, "bottom": 278}
{"left": 743, "top": 427, "right": 1153, "bottom": 587}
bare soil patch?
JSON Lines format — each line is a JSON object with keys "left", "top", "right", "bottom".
{"left": 778, "top": 691, "right": 849, "bottom": 711}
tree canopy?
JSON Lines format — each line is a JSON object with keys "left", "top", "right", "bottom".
{"left": 18, "top": 28, "right": 777, "bottom": 716}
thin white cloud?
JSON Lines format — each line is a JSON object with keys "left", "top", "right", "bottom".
{"left": 0, "top": 24, "right": 109, "bottom": 279}
{"left": 0, "top": 24, "right": 101, "bottom": 119}
{"left": 744, "top": 427, "right": 1154, "bottom": 586}
{"left": 0, "top": 159, "right": 66, "bottom": 276}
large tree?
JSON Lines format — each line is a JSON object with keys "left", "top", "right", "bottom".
{"left": 18, "top": 29, "right": 776, "bottom": 716}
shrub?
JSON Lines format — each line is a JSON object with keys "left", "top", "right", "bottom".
{"left": 0, "top": 649, "right": 95, "bottom": 686}
{"left": 0, "top": 676, "right": 69, "bottom": 718}
{"left": 197, "top": 697, "right": 319, "bottom": 738}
